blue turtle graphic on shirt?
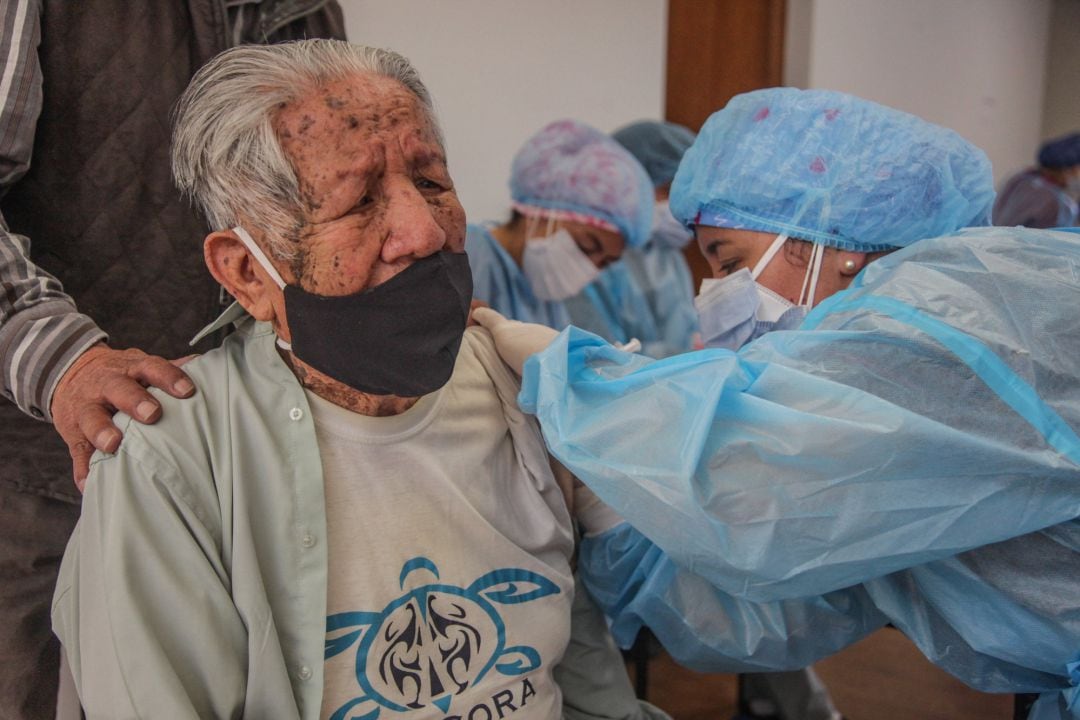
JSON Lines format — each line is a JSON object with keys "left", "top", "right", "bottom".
{"left": 324, "top": 557, "right": 560, "bottom": 720}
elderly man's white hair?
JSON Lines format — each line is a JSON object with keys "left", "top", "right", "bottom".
{"left": 172, "top": 39, "right": 443, "bottom": 259}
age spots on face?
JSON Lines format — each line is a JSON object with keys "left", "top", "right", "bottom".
{"left": 298, "top": 178, "right": 324, "bottom": 213}
{"left": 291, "top": 246, "right": 319, "bottom": 290}
{"left": 325, "top": 95, "right": 346, "bottom": 110}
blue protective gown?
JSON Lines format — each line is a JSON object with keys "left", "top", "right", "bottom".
{"left": 564, "top": 243, "right": 698, "bottom": 359}
{"left": 519, "top": 227, "right": 1080, "bottom": 719}
{"left": 465, "top": 223, "right": 572, "bottom": 329}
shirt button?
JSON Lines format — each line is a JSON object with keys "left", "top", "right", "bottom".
{"left": 30, "top": 406, "right": 44, "bottom": 419}
{"left": 289, "top": 407, "right": 304, "bottom": 421}
{"left": 301, "top": 533, "right": 316, "bottom": 548}
{"left": 298, "top": 665, "right": 312, "bottom": 681}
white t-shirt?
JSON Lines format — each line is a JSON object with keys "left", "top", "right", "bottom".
{"left": 315, "top": 329, "right": 575, "bottom": 720}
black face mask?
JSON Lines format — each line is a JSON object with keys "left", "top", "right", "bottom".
{"left": 286, "top": 251, "right": 473, "bottom": 396}
{"left": 234, "top": 228, "right": 472, "bottom": 397}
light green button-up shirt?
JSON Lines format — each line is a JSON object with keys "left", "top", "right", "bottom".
{"left": 54, "top": 318, "right": 331, "bottom": 718}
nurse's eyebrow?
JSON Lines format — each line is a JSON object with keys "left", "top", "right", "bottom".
{"left": 703, "top": 237, "right": 732, "bottom": 253}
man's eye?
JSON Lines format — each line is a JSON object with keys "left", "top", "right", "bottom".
{"left": 416, "top": 177, "right": 444, "bottom": 191}
{"left": 355, "top": 195, "right": 374, "bottom": 209}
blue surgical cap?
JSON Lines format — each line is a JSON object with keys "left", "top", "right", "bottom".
{"left": 670, "top": 88, "right": 995, "bottom": 252}
{"left": 510, "top": 119, "right": 654, "bottom": 248}
{"left": 612, "top": 120, "right": 696, "bottom": 188}
{"left": 1037, "top": 132, "right": 1080, "bottom": 169}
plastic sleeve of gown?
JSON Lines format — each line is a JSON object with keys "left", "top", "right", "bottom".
{"left": 519, "top": 227, "right": 1080, "bottom": 709}
{"left": 578, "top": 521, "right": 888, "bottom": 672}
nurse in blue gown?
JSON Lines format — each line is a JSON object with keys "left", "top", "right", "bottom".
{"left": 465, "top": 119, "right": 653, "bottom": 329}
{"left": 478, "top": 88, "right": 1080, "bottom": 719}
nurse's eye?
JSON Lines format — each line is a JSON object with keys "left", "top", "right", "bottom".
{"left": 718, "top": 259, "right": 739, "bottom": 276}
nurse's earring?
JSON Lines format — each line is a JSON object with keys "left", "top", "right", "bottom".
{"left": 837, "top": 252, "right": 864, "bottom": 277}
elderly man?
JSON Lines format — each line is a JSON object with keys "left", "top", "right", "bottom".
{"left": 51, "top": 40, "right": 658, "bottom": 720}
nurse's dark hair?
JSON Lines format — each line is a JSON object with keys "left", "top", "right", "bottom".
{"left": 171, "top": 39, "right": 443, "bottom": 259}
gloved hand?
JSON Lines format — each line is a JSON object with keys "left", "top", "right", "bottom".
{"left": 471, "top": 307, "right": 559, "bottom": 376}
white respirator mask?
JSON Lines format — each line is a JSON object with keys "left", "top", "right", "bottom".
{"left": 520, "top": 214, "right": 600, "bottom": 301}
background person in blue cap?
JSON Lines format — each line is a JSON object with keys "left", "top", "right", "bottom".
{"left": 994, "top": 131, "right": 1080, "bottom": 229}
{"left": 475, "top": 88, "right": 1080, "bottom": 720}
{"left": 562, "top": 120, "right": 701, "bottom": 359}
{"left": 465, "top": 119, "right": 653, "bottom": 330}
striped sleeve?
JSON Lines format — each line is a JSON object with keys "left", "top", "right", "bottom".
{"left": 0, "top": 0, "right": 107, "bottom": 422}
{"left": 0, "top": 0, "right": 40, "bottom": 186}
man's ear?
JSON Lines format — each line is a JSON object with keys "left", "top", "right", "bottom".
{"left": 204, "top": 230, "right": 281, "bottom": 322}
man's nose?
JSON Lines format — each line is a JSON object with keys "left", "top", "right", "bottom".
{"left": 380, "top": 184, "right": 446, "bottom": 263}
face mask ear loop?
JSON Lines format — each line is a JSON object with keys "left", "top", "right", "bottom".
{"left": 233, "top": 227, "right": 287, "bottom": 290}
{"left": 751, "top": 232, "right": 789, "bottom": 280}
{"left": 233, "top": 226, "right": 294, "bottom": 351}
{"left": 798, "top": 243, "right": 825, "bottom": 307}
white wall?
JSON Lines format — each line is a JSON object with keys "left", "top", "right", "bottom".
{"left": 340, "top": 1, "right": 667, "bottom": 224}
{"left": 1042, "top": 0, "right": 1080, "bottom": 140}
{"left": 790, "top": 0, "right": 1052, "bottom": 188}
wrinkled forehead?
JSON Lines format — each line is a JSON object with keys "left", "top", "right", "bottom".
{"left": 273, "top": 72, "right": 443, "bottom": 166}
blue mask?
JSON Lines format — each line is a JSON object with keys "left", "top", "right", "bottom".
{"left": 695, "top": 269, "right": 807, "bottom": 350}
{"left": 694, "top": 232, "right": 822, "bottom": 350}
